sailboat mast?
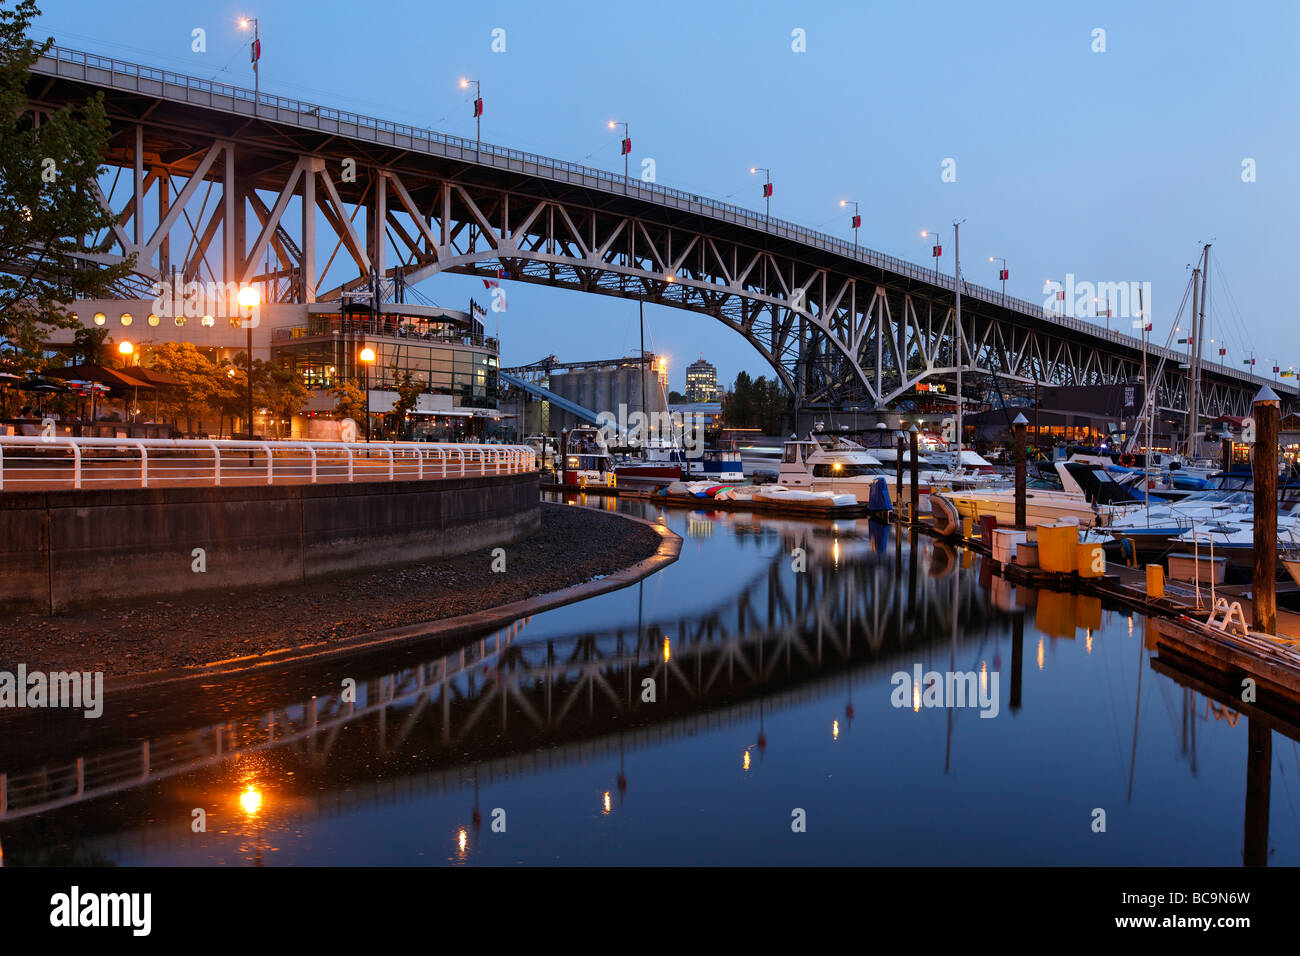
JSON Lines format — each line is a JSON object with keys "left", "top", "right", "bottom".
{"left": 954, "top": 222, "right": 963, "bottom": 464}
{"left": 1187, "top": 266, "right": 1200, "bottom": 454}
{"left": 1193, "top": 243, "right": 1210, "bottom": 456}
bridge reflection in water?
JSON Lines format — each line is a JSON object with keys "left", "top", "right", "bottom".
{"left": 0, "top": 500, "right": 1290, "bottom": 866}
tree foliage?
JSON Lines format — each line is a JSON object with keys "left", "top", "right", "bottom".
{"left": 721, "top": 371, "right": 788, "bottom": 434}
{"left": 0, "top": 0, "right": 135, "bottom": 373}
{"left": 330, "top": 378, "right": 366, "bottom": 423}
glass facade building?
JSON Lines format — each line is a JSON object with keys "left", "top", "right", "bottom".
{"left": 272, "top": 304, "right": 499, "bottom": 408}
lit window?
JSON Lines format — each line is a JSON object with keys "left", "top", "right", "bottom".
{"left": 174, "top": 315, "right": 186, "bottom": 327}
{"left": 120, "top": 313, "right": 133, "bottom": 326}
{"left": 147, "top": 314, "right": 160, "bottom": 327}
{"left": 93, "top": 312, "right": 106, "bottom": 326}
{"left": 201, "top": 315, "right": 215, "bottom": 327}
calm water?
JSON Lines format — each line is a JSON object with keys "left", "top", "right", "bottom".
{"left": 1, "top": 495, "right": 1295, "bottom": 866}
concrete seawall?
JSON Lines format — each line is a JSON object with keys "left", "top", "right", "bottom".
{"left": 0, "top": 472, "right": 539, "bottom": 613}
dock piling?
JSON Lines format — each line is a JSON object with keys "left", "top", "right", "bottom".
{"left": 895, "top": 432, "right": 904, "bottom": 517}
{"left": 908, "top": 425, "right": 920, "bottom": 525}
{"left": 1251, "top": 386, "right": 1280, "bottom": 634}
{"left": 1013, "top": 412, "right": 1028, "bottom": 530}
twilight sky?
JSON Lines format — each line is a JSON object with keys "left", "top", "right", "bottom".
{"left": 39, "top": 0, "right": 1299, "bottom": 391}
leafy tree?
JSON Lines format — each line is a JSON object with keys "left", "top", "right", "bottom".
{"left": 71, "top": 325, "right": 108, "bottom": 365}
{"left": 330, "top": 378, "right": 366, "bottom": 422}
{"left": 0, "top": 1, "right": 135, "bottom": 370}
{"left": 257, "top": 363, "right": 309, "bottom": 438}
{"left": 147, "top": 342, "right": 223, "bottom": 434}
{"left": 390, "top": 367, "right": 424, "bottom": 439}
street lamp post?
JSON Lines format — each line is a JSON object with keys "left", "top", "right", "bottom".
{"left": 118, "top": 341, "right": 136, "bottom": 422}
{"left": 989, "top": 256, "right": 1008, "bottom": 297}
{"left": 608, "top": 120, "right": 630, "bottom": 182}
{"left": 238, "top": 285, "right": 260, "bottom": 439}
{"left": 921, "top": 230, "right": 942, "bottom": 283}
{"left": 749, "top": 167, "right": 772, "bottom": 219}
{"left": 840, "top": 200, "right": 861, "bottom": 251}
{"left": 238, "top": 17, "right": 260, "bottom": 116}
{"left": 359, "top": 346, "right": 376, "bottom": 443}
{"left": 460, "top": 79, "right": 482, "bottom": 158}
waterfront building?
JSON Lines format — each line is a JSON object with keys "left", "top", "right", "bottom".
{"left": 685, "top": 356, "right": 719, "bottom": 403}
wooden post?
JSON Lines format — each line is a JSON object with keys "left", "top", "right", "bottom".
{"left": 895, "top": 433, "right": 905, "bottom": 517}
{"left": 1251, "top": 387, "right": 1280, "bottom": 634}
{"left": 1243, "top": 717, "right": 1271, "bottom": 866}
{"left": 908, "top": 426, "right": 920, "bottom": 525}
{"left": 1221, "top": 436, "right": 1233, "bottom": 474}
{"left": 1013, "top": 412, "right": 1028, "bottom": 530}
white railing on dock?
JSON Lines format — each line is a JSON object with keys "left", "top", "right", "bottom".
{"left": 0, "top": 436, "right": 536, "bottom": 491}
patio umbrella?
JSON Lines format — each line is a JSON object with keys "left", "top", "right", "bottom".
{"left": 18, "top": 376, "right": 68, "bottom": 415}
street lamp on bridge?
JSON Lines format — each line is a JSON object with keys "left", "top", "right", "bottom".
{"left": 749, "top": 167, "right": 772, "bottom": 219}
{"left": 460, "top": 78, "right": 482, "bottom": 157}
{"left": 237, "top": 17, "right": 260, "bottom": 116}
{"left": 608, "top": 121, "right": 631, "bottom": 181}
{"left": 840, "top": 200, "right": 861, "bottom": 251}
{"left": 988, "top": 256, "right": 1008, "bottom": 296}
{"left": 920, "top": 230, "right": 943, "bottom": 283}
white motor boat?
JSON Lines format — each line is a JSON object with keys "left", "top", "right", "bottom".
{"left": 940, "top": 457, "right": 1148, "bottom": 528}
{"left": 769, "top": 434, "right": 977, "bottom": 509}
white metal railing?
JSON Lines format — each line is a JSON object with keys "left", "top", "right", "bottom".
{"left": 0, "top": 436, "right": 536, "bottom": 491}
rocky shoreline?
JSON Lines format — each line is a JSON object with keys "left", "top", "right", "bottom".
{"left": 0, "top": 503, "right": 662, "bottom": 674}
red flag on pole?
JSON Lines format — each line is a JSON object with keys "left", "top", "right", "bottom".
{"left": 850, "top": 215, "right": 861, "bottom": 229}
{"left": 251, "top": 39, "right": 260, "bottom": 63}
{"left": 932, "top": 244, "right": 942, "bottom": 258}
{"left": 762, "top": 182, "right": 773, "bottom": 198}
{"left": 473, "top": 97, "right": 483, "bottom": 118}
{"left": 621, "top": 137, "right": 631, "bottom": 155}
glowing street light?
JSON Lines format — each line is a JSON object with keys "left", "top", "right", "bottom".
{"left": 117, "top": 340, "right": 133, "bottom": 357}
{"left": 989, "top": 256, "right": 1008, "bottom": 297}
{"left": 920, "top": 229, "right": 943, "bottom": 282}
{"left": 840, "top": 200, "right": 861, "bottom": 251}
{"left": 608, "top": 120, "right": 631, "bottom": 181}
{"left": 237, "top": 16, "right": 261, "bottom": 115}
{"left": 461, "top": 78, "right": 482, "bottom": 157}
{"left": 749, "top": 166, "right": 772, "bottom": 219}
{"left": 359, "top": 346, "right": 376, "bottom": 443}
{"left": 239, "top": 285, "right": 260, "bottom": 439}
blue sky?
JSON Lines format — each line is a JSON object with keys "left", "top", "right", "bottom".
{"left": 38, "top": 0, "right": 1299, "bottom": 390}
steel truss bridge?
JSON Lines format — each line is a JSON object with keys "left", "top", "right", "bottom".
{"left": 24, "top": 45, "right": 1293, "bottom": 418}
{"left": 0, "top": 526, "right": 994, "bottom": 829}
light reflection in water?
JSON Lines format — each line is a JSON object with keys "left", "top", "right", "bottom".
{"left": 0, "top": 500, "right": 1284, "bottom": 867}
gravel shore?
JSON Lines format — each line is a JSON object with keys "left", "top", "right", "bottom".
{"left": 0, "top": 503, "right": 662, "bottom": 675}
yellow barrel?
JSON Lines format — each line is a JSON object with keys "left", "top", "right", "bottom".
{"left": 1146, "top": 564, "right": 1165, "bottom": 599}
{"left": 1076, "top": 542, "right": 1106, "bottom": 578}
{"left": 1037, "top": 523, "right": 1079, "bottom": 573}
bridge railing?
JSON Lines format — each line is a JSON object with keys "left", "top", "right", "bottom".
{"left": 0, "top": 436, "right": 536, "bottom": 491}
{"left": 36, "top": 45, "right": 1286, "bottom": 395}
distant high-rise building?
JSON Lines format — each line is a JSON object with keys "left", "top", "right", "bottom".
{"left": 685, "top": 356, "right": 718, "bottom": 403}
